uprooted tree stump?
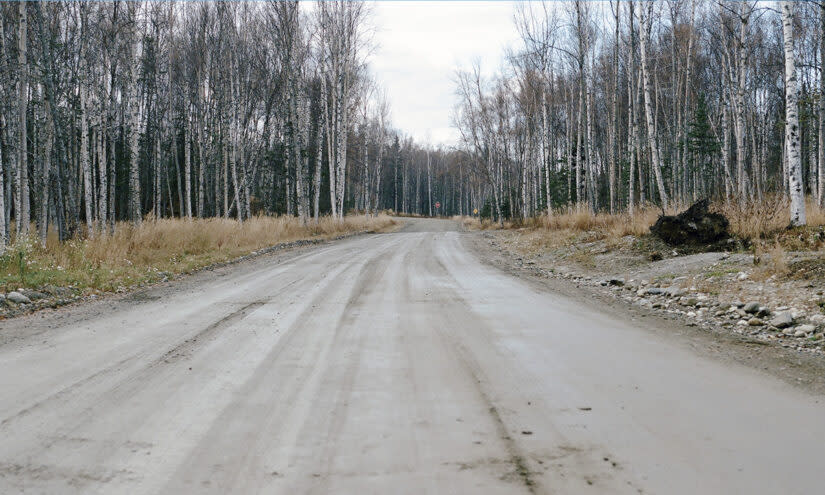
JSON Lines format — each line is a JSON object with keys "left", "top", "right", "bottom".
{"left": 650, "top": 199, "right": 730, "bottom": 247}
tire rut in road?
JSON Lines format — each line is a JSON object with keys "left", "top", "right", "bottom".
{"left": 159, "top": 235, "right": 406, "bottom": 493}
{"left": 432, "top": 305, "right": 539, "bottom": 494}
{"left": 0, "top": 299, "right": 270, "bottom": 433}
{"left": 301, "top": 246, "right": 400, "bottom": 493}
{"left": 412, "top": 234, "right": 540, "bottom": 493}
{"left": 157, "top": 299, "right": 267, "bottom": 364}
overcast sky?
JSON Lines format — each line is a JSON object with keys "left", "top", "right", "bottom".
{"left": 370, "top": 1, "right": 520, "bottom": 147}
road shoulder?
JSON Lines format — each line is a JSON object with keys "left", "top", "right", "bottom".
{"left": 464, "top": 230, "right": 825, "bottom": 396}
{"left": 0, "top": 232, "right": 371, "bottom": 345}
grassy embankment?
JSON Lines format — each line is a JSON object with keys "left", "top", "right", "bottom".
{"left": 460, "top": 196, "right": 825, "bottom": 250}
{"left": 459, "top": 196, "right": 825, "bottom": 276}
{"left": 0, "top": 214, "right": 396, "bottom": 294}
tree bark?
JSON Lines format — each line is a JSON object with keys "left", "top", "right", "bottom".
{"left": 638, "top": 1, "right": 669, "bottom": 209}
{"left": 781, "top": 1, "right": 805, "bottom": 226}
{"left": 17, "top": 1, "right": 30, "bottom": 239}
{"left": 128, "top": 28, "right": 142, "bottom": 225}
{"left": 39, "top": 98, "right": 53, "bottom": 247}
{"left": 819, "top": 2, "right": 825, "bottom": 207}
{"left": 80, "top": 86, "right": 93, "bottom": 237}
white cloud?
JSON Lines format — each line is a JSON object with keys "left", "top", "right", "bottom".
{"left": 370, "top": 1, "right": 520, "bottom": 147}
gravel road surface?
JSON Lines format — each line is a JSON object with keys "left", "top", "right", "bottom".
{"left": 1, "top": 218, "right": 823, "bottom": 494}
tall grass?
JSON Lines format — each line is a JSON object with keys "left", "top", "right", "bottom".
{"left": 465, "top": 196, "right": 825, "bottom": 240}
{"left": 461, "top": 196, "right": 825, "bottom": 255}
{"left": 536, "top": 205, "right": 666, "bottom": 238}
{"left": 459, "top": 204, "right": 668, "bottom": 239}
{"left": 715, "top": 195, "right": 825, "bottom": 240}
{"left": 0, "top": 215, "right": 396, "bottom": 292}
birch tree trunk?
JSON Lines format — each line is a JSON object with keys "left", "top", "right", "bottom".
{"left": 627, "top": 0, "right": 636, "bottom": 214}
{"left": 565, "top": 89, "right": 573, "bottom": 208}
{"left": 638, "top": 2, "right": 669, "bottom": 209}
{"left": 38, "top": 98, "right": 53, "bottom": 247}
{"left": 335, "top": 86, "right": 348, "bottom": 218}
{"left": 128, "top": 30, "right": 142, "bottom": 225}
{"left": 99, "top": 58, "right": 111, "bottom": 231}
{"left": 680, "top": 0, "right": 696, "bottom": 204}
{"left": 196, "top": 73, "right": 206, "bottom": 217}
{"left": 291, "top": 93, "right": 305, "bottom": 223}
{"left": 373, "top": 114, "right": 386, "bottom": 216}
{"left": 299, "top": 100, "right": 311, "bottom": 222}
{"left": 721, "top": 103, "right": 734, "bottom": 199}
{"left": 733, "top": 2, "right": 750, "bottom": 200}
{"left": 17, "top": 1, "right": 30, "bottom": 239}
{"left": 819, "top": 2, "right": 825, "bottom": 207}
{"left": 781, "top": 1, "right": 805, "bottom": 226}
{"left": 229, "top": 72, "right": 242, "bottom": 223}
{"left": 0, "top": 121, "right": 5, "bottom": 251}
{"left": 576, "top": 81, "right": 584, "bottom": 206}
{"left": 185, "top": 108, "right": 192, "bottom": 218}
{"left": 314, "top": 114, "right": 324, "bottom": 222}
{"left": 318, "top": 17, "right": 337, "bottom": 219}
{"left": 542, "top": 86, "right": 552, "bottom": 213}
{"left": 610, "top": 0, "right": 619, "bottom": 214}
{"left": 586, "top": 83, "right": 596, "bottom": 211}
{"left": 427, "top": 149, "right": 433, "bottom": 216}
{"left": 80, "top": 87, "right": 93, "bottom": 237}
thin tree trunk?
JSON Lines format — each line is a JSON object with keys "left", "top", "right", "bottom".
{"left": 128, "top": 34, "right": 142, "bottom": 225}
{"left": 721, "top": 102, "right": 733, "bottom": 198}
{"left": 638, "top": 2, "right": 669, "bottom": 209}
{"left": 610, "top": 0, "right": 620, "bottom": 214}
{"left": 80, "top": 86, "right": 92, "bottom": 237}
{"left": 39, "top": 97, "right": 53, "bottom": 247}
{"left": 427, "top": 149, "right": 433, "bottom": 216}
{"left": 0, "top": 120, "right": 5, "bottom": 251}
{"left": 819, "top": 2, "right": 825, "bottom": 207}
{"left": 586, "top": 83, "right": 596, "bottom": 211}
{"left": 314, "top": 115, "right": 323, "bottom": 221}
{"left": 17, "top": 1, "right": 29, "bottom": 239}
{"left": 542, "top": 86, "right": 552, "bottom": 213}
{"left": 734, "top": 1, "right": 749, "bottom": 200}
{"left": 185, "top": 109, "right": 192, "bottom": 218}
{"left": 628, "top": 0, "right": 636, "bottom": 214}
{"left": 782, "top": 1, "right": 805, "bottom": 226}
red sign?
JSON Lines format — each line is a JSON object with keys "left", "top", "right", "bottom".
{"left": 435, "top": 201, "right": 441, "bottom": 209}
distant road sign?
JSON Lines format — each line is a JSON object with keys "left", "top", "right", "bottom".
{"left": 435, "top": 201, "right": 441, "bottom": 209}
{"left": 473, "top": 208, "right": 478, "bottom": 215}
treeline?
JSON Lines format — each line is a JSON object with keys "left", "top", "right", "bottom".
{"left": 10, "top": 0, "right": 813, "bottom": 243}
{"left": 453, "top": 0, "right": 820, "bottom": 225}
{"left": 0, "top": 0, "right": 482, "bottom": 251}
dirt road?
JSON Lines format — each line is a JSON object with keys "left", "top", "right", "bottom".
{"left": 1, "top": 218, "right": 823, "bottom": 494}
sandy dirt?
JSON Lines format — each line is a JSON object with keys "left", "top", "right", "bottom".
{"left": 1, "top": 217, "right": 824, "bottom": 494}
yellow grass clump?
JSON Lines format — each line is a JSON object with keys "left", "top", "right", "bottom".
{"left": 461, "top": 195, "right": 825, "bottom": 249}
{"left": 536, "top": 205, "right": 665, "bottom": 238}
{"left": 457, "top": 203, "right": 668, "bottom": 244}
{"left": 715, "top": 195, "right": 825, "bottom": 240}
{"left": 1, "top": 214, "right": 396, "bottom": 293}
{"left": 752, "top": 241, "right": 790, "bottom": 280}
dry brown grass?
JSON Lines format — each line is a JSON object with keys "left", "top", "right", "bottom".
{"left": 455, "top": 205, "right": 664, "bottom": 238}
{"left": 535, "top": 205, "right": 666, "bottom": 238}
{"left": 752, "top": 241, "right": 790, "bottom": 280}
{"left": 714, "top": 195, "right": 825, "bottom": 240}
{"left": 452, "top": 216, "right": 500, "bottom": 231}
{"left": 464, "top": 196, "right": 825, "bottom": 250}
{"left": 1, "top": 214, "right": 396, "bottom": 292}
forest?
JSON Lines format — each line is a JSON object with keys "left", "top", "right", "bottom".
{"left": 454, "top": 0, "right": 818, "bottom": 226}
{"left": 0, "top": 0, "right": 821, "bottom": 250}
